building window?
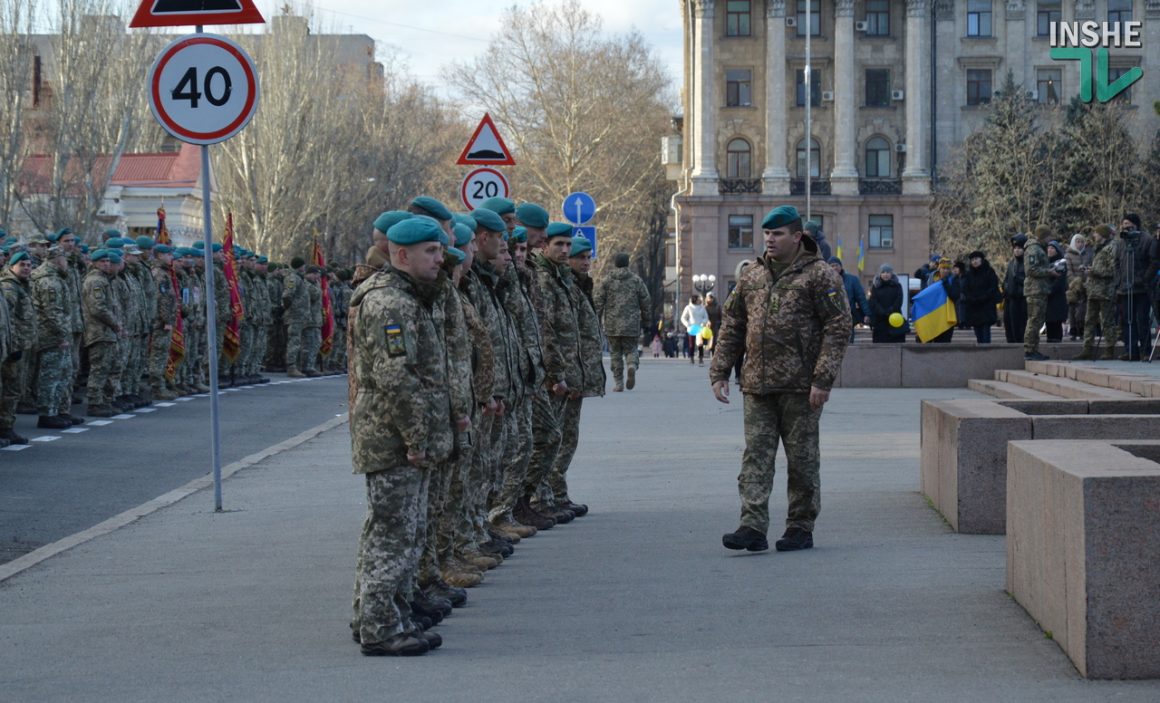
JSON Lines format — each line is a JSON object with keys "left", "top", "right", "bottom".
{"left": 32, "top": 55, "right": 41, "bottom": 107}
{"left": 865, "top": 69, "right": 890, "bottom": 107}
{"left": 966, "top": 69, "right": 992, "bottom": 105}
{"left": 967, "top": 0, "right": 992, "bottom": 37}
{"left": 726, "top": 0, "right": 751, "bottom": 36}
{"left": 795, "top": 68, "right": 822, "bottom": 107}
{"left": 728, "top": 215, "right": 754, "bottom": 250}
{"left": 1107, "top": 66, "right": 1135, "bottom": 103}
{"left": 796, "top": 0, "right": 820, "bottom": 37}
{"left": 725, "top": 69, "right": 752, "bottom": 107}
{"left": 868, "top": 215, "right": 894, "bottom": 249}
{"left": 865, "top": 137, "right": 891, "bottom": 177}
{"left": 1036, "top": 1, "right": 1061, "bottom": 36}
{"left": 865, "top": 0, "right": 890, "bottom": 35}
{"left": 1036, "top": 68, "right": 1061, "bottom": 104}
{"left": 726, "top": 138, "right": 752, "bottom": 178}
{"left": 1108, "top": 0, "right": 1132, "bottom": 24}
{"left": 796, "top": 138, "right": 821, "bottom": 178}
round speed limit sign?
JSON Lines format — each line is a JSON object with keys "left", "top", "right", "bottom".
{"left": 460, "top": 167, "right": 510, "bottom": 211}
{"left": 148, "top": 34, "right": 260, "bottom": 145}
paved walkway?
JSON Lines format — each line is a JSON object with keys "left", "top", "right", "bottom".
{"left": 2, "top": 357, "right": 1158, "bottom": 701}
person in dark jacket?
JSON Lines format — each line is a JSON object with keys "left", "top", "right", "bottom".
{"left": 704, "top": 292, "right": 722, "bottom": 353}
{"left": 867, "top": 264, "right": 907, "bottom": 343}
{"left": 1115, "top": 213, "right": 1160, "bottom": 360}
{"left": 1003, "top": 234, "right": 1028, "bottom": 343}
{"left": 1045, "top": 241, "right": 1069, "bottom": 343}
{"left": 959, "top": 251, "right": 1001, "bottom": 344}
{"left": 828, "top": 257, "right": 868, "bottom": 343}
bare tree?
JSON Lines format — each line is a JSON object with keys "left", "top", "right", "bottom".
{"left": 0, "top": 0, "right": 37, "bottom": 226}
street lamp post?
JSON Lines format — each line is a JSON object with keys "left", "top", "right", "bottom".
{"left": 692, "top": 273, "right": 716, "bottom": 297}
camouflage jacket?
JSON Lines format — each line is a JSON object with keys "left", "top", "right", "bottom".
{"left": 131, "top": 261, "right": 157, "bottom": 330}
{"left": 122, "top": 266, "right": 150, "bottom": 335}
{"left": 499, "top": 264, "right": 546, "bottom": 390}
{"left": 306, "top": 279, "right": 323, "bottom": 329}
{"left": 1086, "top": 238, "right": 1119, "bottom": 302}
{"left": 531, "top": 251, "right": 583, "bottom": 390}
{"left": 441, "top": 275, "right": 472, "bottom": 423}
{"left": 463, "top": 263, "right": 516, "bottom": 402}
{"left": 593, "top": 266, "right": 650, "bottom": 338}
{"left": 210, "top": 262, "right": 230, "bottom": 321}
{"left": 1023, "top": 241, "right": 1055, "bottom": 299}
{"left": 266, "top": 271, "right": 285, "bottom": 323}
{"left": 1, "top": 270, "right": 37, "bottom": 352}
{"left": 572, "top": 271, "right": 606, "bottom": 397}
{"left": 710, "top": 251, "right": 851, "bottom": 393}
{"left": 348, "top": 267, "right": 453, "bottom": 473}
{"left": 31, "top": 263, "right": 70, "bottom": 351}
{"left": 66, "top": 255, "right": 85, "bottom": 334}
{"left": 83, "top": 269, "right": 121, "bottom": 346}
{"left": 150, "top": 260, "right": 177, "bottom": 328}
{"left": 459, "top": 288, "right": 495, "bottom": 415}
{"left": 282, "top": 269, "right": 310, "bottom": 325}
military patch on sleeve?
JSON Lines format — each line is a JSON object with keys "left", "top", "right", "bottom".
{"left": 825, "top": 288, "right": 845, "bottom": 316}
{"left": 384, "top": 323, "right": 406, "bottom": 357}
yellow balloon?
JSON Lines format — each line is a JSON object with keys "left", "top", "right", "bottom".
{"left": 889, "top": 312, "right": 905, "bottom": 328}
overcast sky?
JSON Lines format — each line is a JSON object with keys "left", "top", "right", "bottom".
{"left": 289, "top": 0, "right": 683, "bottom": 92}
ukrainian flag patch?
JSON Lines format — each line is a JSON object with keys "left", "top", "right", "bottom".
{"left": 385, "top": 323, "right": 405, "bottom": 357}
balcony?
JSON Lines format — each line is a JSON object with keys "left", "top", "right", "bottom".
{"left": 789, "top": 178, "right": 831, "bottom": 195}
{"left": 859, "top": 178, "right": 902, "bottom": 195}
{"left": 718, "top": 178, "right": 762, "bottom": 194}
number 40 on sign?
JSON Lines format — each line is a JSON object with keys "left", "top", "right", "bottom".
{"left": 460, "top": 167, "right": 510, "bottom": 212}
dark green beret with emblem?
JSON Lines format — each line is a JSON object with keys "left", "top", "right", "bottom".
{"left": 546, "top": 222, "right": 574, "bottom": 240}
{"left": 762, "top": 205, "right": 801, "bottom": 230}
{"left": 452, "top": 223, "right": 475, "bottom": 247}
{"left": 509, "top": 226, "right": 527, "bottom": 244}
{"left": 373, "top": 211, "right": 412, "bottom": 234}
{"left": 569, "top": 236, "right": 592, "bottom": 257}
{"left": 410, "top": 196, "right": 452, "bottom": 222}
{"left": 472, "top": 207, "right": 507, "bottom": 234}
{"left": 387, "top": 215, "right": 445, "bottom": 245}
{"left": 480, "top": 197, "right": 515, "bottom": 215}
{"left": 516, "top": 203, "right": 549, "bottom": 228}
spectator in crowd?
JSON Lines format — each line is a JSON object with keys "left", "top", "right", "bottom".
{"left": 1045, "top": 241, "right": 1069, "bottom": 343}
{"left": 867, "top": 264, "right": 907, "bottom": 343}
{"left": 1065, "top": 233, "right": 1093, "bottom": 340}
{"left": 704, "top": 292, "right": 722, "bottom": 352}
{"left": 828, "top": 257, "right": 868, "bottom": 343}
{"left": 679, "top": 294, "right": 708, "bottom": 365}
{"left": 923, "top": 258, "right": 960, "bottom": 343}
{"left": 1003, "top": 233, "right": 1028, "bottom": 344}
{"left": 959, "top": 251, "right": 1001, "bottom": 344}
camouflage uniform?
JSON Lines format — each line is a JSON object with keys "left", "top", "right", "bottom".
{"left": 282, "top": 268, "right": 310, "bottom": 373}
{"left": 593, "top": 266, "right": 650, "bottom": 389}
{"left": 132, "top": 259, "right": 157, "bottom": 399}
{"left": 82, "top": 267, "right": 123, "bottom": 408}
{"left": 120, "top": 263, "right": 150, "bottom": 399}
{"left": 65, "top": 254, "right": 85, "bottom": 400}
{"left": 182, "top": 265, "right": 206, "bottom": 391}
{"left": 348, "top": 267, "right": 452, "bottom": 644}
{"left": 31, "top": 261, "right": 73, "bottom": 416}
{"left": 329, "top": 279, "right": 350, "bottom": 372}
{"left": 1082, "top": 237, "right": 1120, "bottom": 358}
{"left": 526, "top": 251, "right": 583, "bottom": 506}
{"left": 148, "top": 259, "right": 178, "bottom": 394}
{"left": 237, "top": 266, "right": 256, "bottom": 379}
{"left": 209, "top": 260, "right": 229, "bottom": 380}
{"left": 247, "top": 267, "right": 270, "bottom": 379}
{"left": 302, "top": 278, "right": 323, "bottom": 373}
{"left": 0, "top": 269, "right": 37, "bottom": 429}
{"left": 1022, "top": 239, "right": 1055, "bottom": 355}
{"left": 709, "top": 249, "right": 850, "bottom": 535}
{"left": 265, "top": 268, "right": 286, "bottom": 371}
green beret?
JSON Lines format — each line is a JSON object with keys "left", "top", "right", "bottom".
{"left": 90, "top": 249, "right": 110, "bottom": 261}
{"left": 762, "top": 205, "right": 801, "bottom": 230}
{"left": 480, "top": 197, "right": 515, "bottom": 215}
{"left": 56, "top": 227, "right": 72, "bottom": 238}
{"left": 211, "top": 243, "right": 223, "bottom": 253}
{"left": 438, "top": 230, "right": 450, "bottom": 247}
{"left": 387, "top": 215, "right": 445, "bottom": 245}
{"left": 446, "top": 246, "right": 467, "bottom": 264}
{"left": 373, "top": 210, "right": 412, "bottom": 234}
{"left": 509, "top": 226, "right": 527, "bottom": 244}
{"left": 45, "top": 231, "right": 61, "bottom": 243}
{"left": 154, "top": 244, "right": 175, "bottom": 255}
{"left": 79, "top": 244, "right": 89, "bottom": 254}
{"left": 258, "top": 256, "right": 268, "bottom": 264}
{"left": 105, "top": 238, "right": 125, "bottom": 249}
{"left": 516, "top": 203, "right": 549, "bottom": 229}
{"left": 136, "top": 236, "right": 155, "bottom": 249}
{"left": 410, "top": 196, "right": 452, "bottom": 222}
{"left": 452, "top": 223, "right": 475, "bottom": 247}
{"left": 546, "top": 222, "right": 574, "bottom": 239}
{"left": 452, "top": 213, "right": 477, "bottom": 231}
{"left": 569, "top": 235, "right": 592, "bottom": 257}
{"left": 472, "top": 207, "right": 507, "bottom": 234}
{"left": 192, "top": 241, "right": 205, "bottom": 249}
{"left": 290, "top": 256, "right": 305, "bottom": 269}
{"left": 107, "top": 252, "right": 123, "bottom": 265}
{"left": 102, "top": 228, "right": 121, "bottom": 240}
{"left": 8, "top": 250, "right": 29, "bottom": 265}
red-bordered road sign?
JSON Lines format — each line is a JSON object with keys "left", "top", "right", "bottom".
{"left": 147, "top": 34, "right": 260, "bottom": 145}
{"left": 130, "top": 0, "right": 265, "bottom": 29}
{"left": 460, "top": 167, "right": 510, "bottom": 211}
{"left": 456, "top": 113, "right": 516, "bottom": 166}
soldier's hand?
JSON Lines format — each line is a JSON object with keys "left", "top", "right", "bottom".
{"left": 809, "top": 385, "right": 831, "bottom": 411}
{"left": 456, "top": 415, "right": 471, "bottom": 433}
{"left": 406, "top": 449, "right": 428, "bottom": 466}
{"left": 712, "top": 380, "right": 730, "bottom": 404}
{"left": 552, "top": 381, "right": 569, "bottom": 396}
{"left": 483, "top": 398, "right": 499, "bottom": 416}
{"left": 58, "top": 340, "right": 69, "bottom": 349}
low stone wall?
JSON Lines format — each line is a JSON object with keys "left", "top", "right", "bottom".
{"left": 1006, "top": 440, "right": 1160, "bottom": 679}
{"left": 836, "top": 342, "right": 1082, "bottom": 388}
{"left": 920, "top": 398, "right": 1160, "bottom": 534}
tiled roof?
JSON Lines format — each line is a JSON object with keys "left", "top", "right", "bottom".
{"left": 19, "top": 143, "right": 201, "bottom": 195}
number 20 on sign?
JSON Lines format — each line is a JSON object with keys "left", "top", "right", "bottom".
{"left": 148, "top": 34, "right": 260, "bottom": 145}
{"left": 460, "top": 167, "right": 510, "bottom": 211}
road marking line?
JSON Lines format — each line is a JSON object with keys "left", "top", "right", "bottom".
{"left": 135, "top": 408, "right": 157, "bottom": 413}
{"left": 112, "top": 414, "right": 135, "bottom": 420}
{"left": 31, "top": 436, "right": 60, "bottom": 442}
{"left": 154, "top": 402, "right": 176, "bottom": 407}
{"left": 61, "top": 428, "right": 89, "bottom": 434}
{"left": 1, "top": 444, "right": 30, "bottom": 451}
{"left": 86, "top": 420, "right": 113, "bottom": 426}
{"left": 175, "top": 398, "right": 193, "bottom": 402}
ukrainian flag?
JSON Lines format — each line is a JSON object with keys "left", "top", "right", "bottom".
{"left": 910, "top": 280, "right": 957, "bottom": 342}
{"left": 835, "top": 237, "right": 843, "bottom": 261}
{"left": 856, "top": 238, "right": 865, "bottom": 272}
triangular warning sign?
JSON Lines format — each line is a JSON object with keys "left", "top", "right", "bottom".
{"left": 457, "top": 113, "right": 516, "bottom": 166}
{"left": 129, "top": 0, "right": 265, "bottom": 28}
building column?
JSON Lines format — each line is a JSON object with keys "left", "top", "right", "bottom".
{"left": 902, "top": 0, "right": 931, "bottom": 195}
{"left": 830, "top": 0, "right": 859, "bottom": 195}
{"left": 689, "top": 0, "right": 719, "bottom": 196}
{"left": 762, "top": 0, "right": 791, "bottom": 195}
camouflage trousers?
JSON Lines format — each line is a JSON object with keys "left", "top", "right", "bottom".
{"left": 36, "top": 346, "right": 73, "bottom": 415}
{"left": 266, "top": 316, "right": 286, "bottom": 369}
{"left": 1023, "top": 295, "right": 1048, "bottom": 354}
{"left": 738, "top": 392, "right": 821, "bottom": 534}
{"left": 19, "top": 348, "right": 39, "bottom": 408}
{"left": 0, "top": 353, "right": 31, "bottom": 429}
{"left": 285, "top": 322, "right": 305, "bottom": 371}
{"left": 123, "top": 334, "right": 147, "bottom": 396}
{"left": 457, "top": 411, "right": 496, "bottom": 551}
{"left": 419, "top": 447, "right": 457, "bottom": 586}
{"left": 607, "top": 335, "right": 639, "bottom": 386}
{"left": 301, "top": 326, "right": 322, "bottom": 373}
{"left": 236, "top": 323, "right": 255, "bottom": 376}
{"left": 328, "top": 322, "right": 347, "bottom": 371}
{"left": 147, "top": 327, "right": 173, "bottom": 389}
{"left": 524, "top": 387, "right": 566, "bottom": 500}
{"left": 439, "top": 405, "right": 481, "bottom": 561}
{"left": 85, "top": 341, "right": 120, "bottom": 407}
{"left": 547, "top": 397, "right": 584, "bottom": 503}
{"left": 1082, "top": 297, "right": 1118, "bottom": 355}
{"left": 489, "top": 393, "right": 534, "bottom": 523}
{"left": 351, "top": 465, "right": 428, "bottom": 644}
{"left": 180, "top": 325, "right": 203, "bottom": 387}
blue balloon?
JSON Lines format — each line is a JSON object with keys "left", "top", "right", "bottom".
{"left": 689, "top": 324, "right": 701, "bottom": 335}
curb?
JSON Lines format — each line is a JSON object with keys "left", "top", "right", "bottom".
{"left": 0, "top": 413, "right": 350, "bottom": 584}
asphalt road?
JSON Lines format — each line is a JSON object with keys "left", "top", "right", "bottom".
{"left": 0, "top": 374, "right": 348, "bottom": 564}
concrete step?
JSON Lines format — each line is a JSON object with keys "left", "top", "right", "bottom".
{"left": 1024, "top": 360, "right": 1160, "bottom": 397}
{"left": 967, "top": 378, "right": 1062, "bottom": 400}
{"left": 995, "top": 369, "right": 1141, "bottom": 400}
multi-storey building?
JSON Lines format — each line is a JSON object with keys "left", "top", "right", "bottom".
{"left": 667, "top": 0, "right": 1159, "bottom": 311}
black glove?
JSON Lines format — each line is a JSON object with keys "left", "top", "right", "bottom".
{"left": 7, "top": 351, "right": 22, "bottom": 362}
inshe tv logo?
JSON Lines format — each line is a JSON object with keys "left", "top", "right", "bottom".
{"left": 1050, "top": 21, "right": 1143, "bottom": 103}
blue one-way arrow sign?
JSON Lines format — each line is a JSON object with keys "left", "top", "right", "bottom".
{"left": 563, "top": 191, "right": 595, "bottom": 225}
